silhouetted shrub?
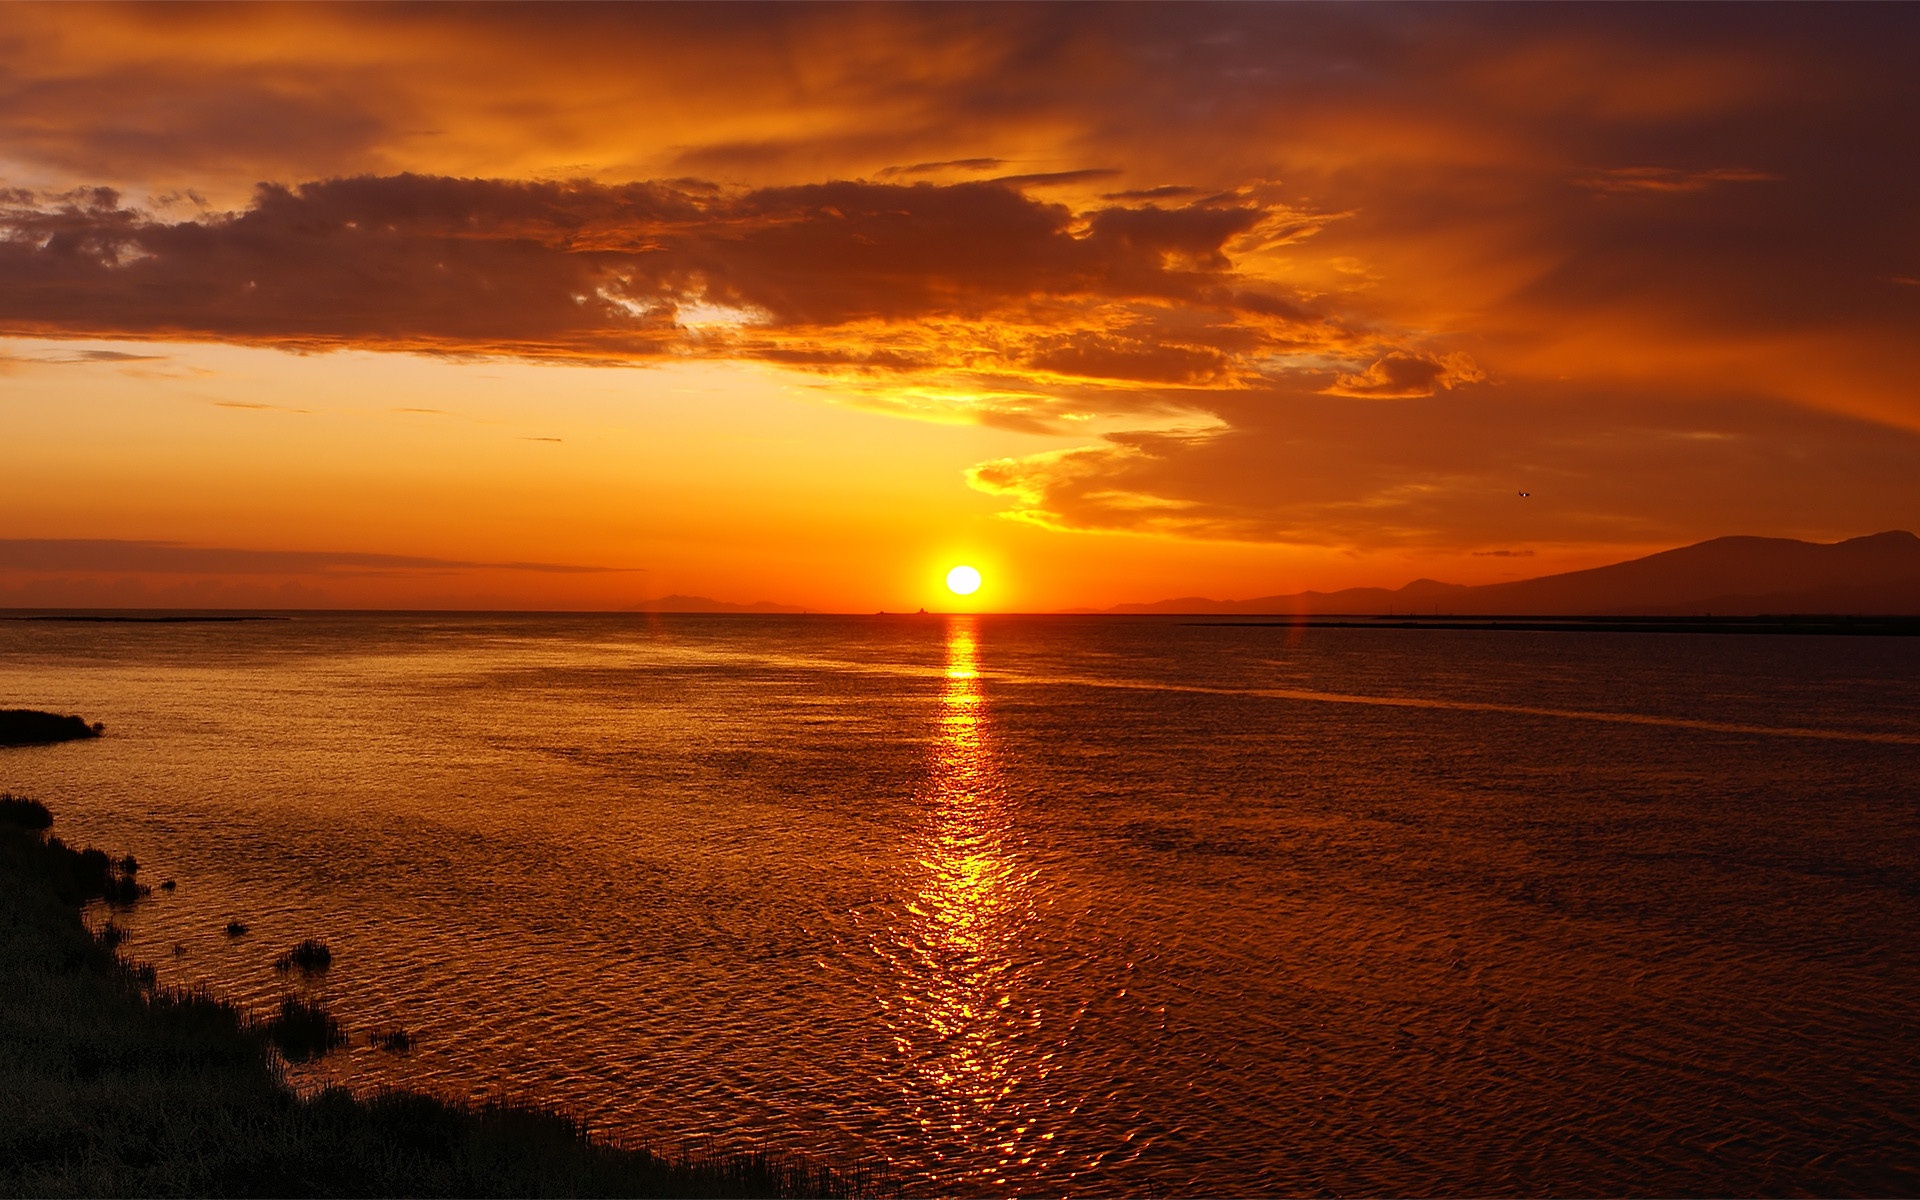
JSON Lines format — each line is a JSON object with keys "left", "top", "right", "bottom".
{"left": 51, "top": 844, "right": 149, "bottom": 906}
{"left": 274, "top": 939, "right": 333, "bottom": 972}
{"left": 159, "top": 879, "right": 175, "bottom": 891}
{"left": 224, "top": 920, "right": 249, "bottom": 937}
{"left": 0, "top": 794, "right": 53, "bottom": 830}
{"left": 263, "top": 997, "right": 346, "bottom": 1063}
{"left": 119, "top": 855, "right": 138, "bottom": 874}
{"left": 370, "top": 1027, "right": 415, "bottom": 1052}
{"left": 103, "top": 872, "right": 148, "bottom": 907}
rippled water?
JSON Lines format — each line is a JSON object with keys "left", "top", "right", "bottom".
{"left": 3, "top": 614, "right": 1918, "bottom": 1195}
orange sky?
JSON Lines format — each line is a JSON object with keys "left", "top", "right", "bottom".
{"left": 2, "top": 3, "right": 1917, "bottom": 610}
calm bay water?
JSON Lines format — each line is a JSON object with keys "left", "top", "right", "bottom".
{"left": 3, "top": 613, "right": 1918, "bottom": 1195}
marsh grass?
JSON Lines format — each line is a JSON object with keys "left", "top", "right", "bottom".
{"left": 0, "top": 792, "right": 52, "bottom": 829}
{"left": 0, "top": 795, "right": 877, "bottom": 1197}
{"left": 264, "top": 996, "right": 347, "bottom": 1063}
{"left": 274, "top": 938, "right": 333, "bottom": 973}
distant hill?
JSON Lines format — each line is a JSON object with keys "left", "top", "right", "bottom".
{"left": 1112, "top": 531, "right": 1920, "bottom": 616}
{"left": 630, "top": 594, "right": 809, "bottom": 614}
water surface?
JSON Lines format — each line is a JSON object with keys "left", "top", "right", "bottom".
{"left": 2, "top": 614, "right": 1917, "bottom": 1195}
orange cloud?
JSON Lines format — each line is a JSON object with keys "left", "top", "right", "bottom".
{"left": 969, "top": 383, "right": 1920, "bottom": 549}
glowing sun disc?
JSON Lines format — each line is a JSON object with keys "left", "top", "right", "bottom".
{"left": 946, "top": 565, "right": 982, "bottom": 595}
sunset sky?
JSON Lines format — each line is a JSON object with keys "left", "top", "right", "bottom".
{"left": 3, "top": 3, "right": 1917, "bottom": 611}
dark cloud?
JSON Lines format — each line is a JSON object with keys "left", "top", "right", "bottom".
{"left": 877, "top": 159, "right": 1006, "bottom": 178}
{"left": 23, "top": 347, "right": 168, "bottom": 365}
{"left": 0, "top": 174, "right": 1335, "bottom": 389}
{"left": 1026, "top": 332, "right": 1233, "bottom": 386}
{"left": 1324, "top": 351, "right": 1485, "bottom": 399}
{"left": 1573, "top": 166, "right": 1779, "bottom": 195}
{"left": 987, "top": 169, "right": 1122, "bottom": 189}
{"left": 0, "top": 539, "right": 630, "bottom": 576}
{"left": 68, "top": 348, "right": 163, "bottom": 362}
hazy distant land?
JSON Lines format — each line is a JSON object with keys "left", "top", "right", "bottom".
{"left": 631, "top": 595, "right": 811, "bottom": 614}
{"left": 1114, "top": 531, "right": 1920, "bottom": 616}
{"left": 618, "top": 532, "right": 1920, "bottom": 618}
{"left": 4, "top": 533, "right": 1915, "bottom": 621}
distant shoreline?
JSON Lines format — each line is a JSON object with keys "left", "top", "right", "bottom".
{"left": 1, "top": 614, "right": 291, "bottom": 623}
{"left": 1184, "top": 615, "right": 1920, "bottom": 636}
{"left": 5, "top": 610, "right": 1920, "bottom": 634}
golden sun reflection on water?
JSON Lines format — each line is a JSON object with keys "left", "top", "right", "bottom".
{"left": 880, "top": 616, "right": 1058, "bottom": 1186}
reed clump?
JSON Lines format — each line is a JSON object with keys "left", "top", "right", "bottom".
{"left": 274, "top": 938, "right": 333, "bottom": 973}
{"left": 0, "top": 792, "right": 52, "bottom": 829}
{"left": 265, "top": 996, "right": 348, "bottom": 1063}
{"left": 0, "top": 791, "right": 874, "bottom": 1197}
{"left": 14, "top": 831, "right": 149, "bottom": 907}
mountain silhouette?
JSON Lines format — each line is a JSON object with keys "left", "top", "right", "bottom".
{"left": 1112, "top": 532, "right": 1920, "bottom": 616}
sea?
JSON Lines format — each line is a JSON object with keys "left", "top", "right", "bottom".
{"left": 2, "top": 613, "right": 1917, "bottom": 1196}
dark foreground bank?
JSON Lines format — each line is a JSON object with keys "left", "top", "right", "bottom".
{"left": 0, "top": 795, "right": 864, "bottom": 1198}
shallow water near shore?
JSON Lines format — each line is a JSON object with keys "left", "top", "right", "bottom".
{"left": 3, "top": 613, "right": 1919, "bottom": 1195}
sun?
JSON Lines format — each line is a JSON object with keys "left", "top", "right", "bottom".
{"left": 945, "top": 564, "right": 982, "bottom": 596}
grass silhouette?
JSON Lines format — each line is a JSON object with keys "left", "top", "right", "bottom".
{"left": 0, "top": 793, "right": 52, "bottom": 829}
{"left": 274, "top": 938, "right": 333, "bottom": 973}
{"left": 264, "top": 996, "right": 347, "bottom": 1063}
{"left": 0, "top": 794, "right": 875, "bottom": 1197}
